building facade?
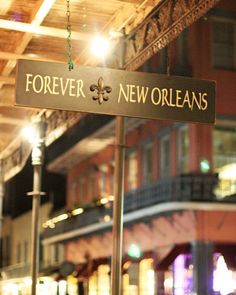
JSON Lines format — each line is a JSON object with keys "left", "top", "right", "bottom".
{"left": 41, "top": 1, "right": 236, "bottom": 294}
{"left": 0, "top": 203, "right": 55, "bottom": 295}
{"left": 1, "top": 0, "right": 236, "bottom": 294}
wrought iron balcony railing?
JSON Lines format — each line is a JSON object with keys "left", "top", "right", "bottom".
{"left": 0, "top": 262, "right": 30, "bottom": 280}
{"left": 42, "top": 174, "right": 218, "bottom": 240}
{"left": 0, "top": 261, "right": 60, "bottom": 280}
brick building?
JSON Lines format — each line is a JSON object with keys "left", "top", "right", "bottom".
{"left": 0, "top": 0, "right": 236, "bottom": 295}
{"left": 40, "top": 1, "right": 236, "bottom": 294}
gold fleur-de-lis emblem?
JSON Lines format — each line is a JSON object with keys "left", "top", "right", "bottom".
{"left": 90, "top": 77, "right": 112, "bottom": 104}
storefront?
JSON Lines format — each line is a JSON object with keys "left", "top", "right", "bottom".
{"left": 73, "top": 252, "right": 236, "bottom": 295}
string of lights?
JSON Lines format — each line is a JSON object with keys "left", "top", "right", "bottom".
{"left": 42, "top": 195, "right": 114, "bottom": 229}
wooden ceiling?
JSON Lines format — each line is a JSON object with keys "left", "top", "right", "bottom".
{"left": 0, "top": 0, "right": 222, "bottom": 181}
{"left": 0, "top": 0, "right": 160, "bottom": 158}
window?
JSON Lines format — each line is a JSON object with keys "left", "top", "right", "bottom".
{"left": 99, "top": 164, "right": 108, "bottom": 196}
{"left": 70, "top": 180, "right": 76, "bottom": 208}
{"left": 127, "top": 262, "right": 139, "bottom": 295}
{"left": 213, "top": 128, "right": 236, "bottom": 169}
{"left": 97, "top": 265, "right": 110, "bottom": 295}
{"left": 2, "top": 235, "right": 10, "bottom": 266}
{"left": 50, "top": 243, "right": 64, "bottom": 264}
{"left": 160, "top": 135, "right": 171, "bottom": 178}
{"left": 213, "top": 128, "right": 236, "bottom": 198}
{"left": 88, "top": 171, "right": 95, "bottom": 201}
{"left": 54, "top": 243, "right": 59, "bottom": 263}
{"left": 24, "top": 240, "right": 28, "bottom": 263}
{"left": 139, "top": 259, "right": 155, "bottom": 295}
{"left": 212, "top": 19, "right": 235, "bottom": 70}
{"left": 110, "top": 161, "right": 115, "bottom": 195}
{"left": 127, "top": 150, "right": 138, "bottom": 190}
{"left": 17, "top": 242, "right": 21, "bottom": 263}
{"left": 143, "top": 143, "right": 152, "bottom": 185}
{"left": 177, "top": 126, "right": 189, "bottom": 174}
{"left": 78, "top": 176, "right": 85, "bottom": 205}
{"left": 88, "top": 273, "right": 98, "bottom": 295}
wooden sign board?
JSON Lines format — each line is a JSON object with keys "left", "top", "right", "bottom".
{"left": 15, "top": 60, "right": 216, "bottom": 123}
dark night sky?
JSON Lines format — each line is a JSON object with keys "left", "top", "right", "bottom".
{"left": 4, "top": 158, "right": 66, "bottom": 218}
{"left": 3, "top": 115, "right": 113, "bottom": 218}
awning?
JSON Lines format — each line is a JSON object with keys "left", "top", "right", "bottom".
{"left": 74, "top": 257, "right": 110, "bottom": 279}
{"left": 156, "top": 243, "right": 190, "bottom": 271}
{"left": 215, "top": 244, "right": 236, "bottom": 269}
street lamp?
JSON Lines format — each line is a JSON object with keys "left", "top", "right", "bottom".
{"left": 24, "top": 119, "right": 46, "bottom": 295}
{"left": 0, "top": 161, "right": 4, "bottom": 268}
{"left": 89, "top": 31, "right": 126, "bottom": 295}
{"left": 90, "top": 35, "right": 110, "bottom": 59}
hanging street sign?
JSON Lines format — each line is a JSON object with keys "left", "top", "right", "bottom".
{"left": 15, "top": 60, "right": 216, "bottom": 124}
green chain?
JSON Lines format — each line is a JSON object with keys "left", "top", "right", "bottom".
{"left": 66, "top": 0, "right": 74, "bottom": 71}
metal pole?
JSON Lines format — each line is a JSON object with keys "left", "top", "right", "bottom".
{"left": 27, "top": 120, "right": 46, "bottom": 295}
{"left": 111, "top": 115, "right": 125, "bottom": 295}
{"left": 111, "top": 28, "right": 126, "bottom": 295}
{"left": 31, "top": 165, "right": 42, "bottom": 295}
{"left": 0, "top": 161, "right": 4, "bottom": 268}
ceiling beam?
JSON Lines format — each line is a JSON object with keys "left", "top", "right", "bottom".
{"left": 0, "top": 86, "right": 14, "bottom": 106}
{"left": 0, "top": 0, "right": 57, "bottom": 85}
{"left": 0, "top": 1, "right": 12, "bottom": 15}
{"left": 0, "top": 50, "right": 66, "bottom": 85}
{"left": 0, "top": 51, "right": 65, "bottom": 63}
{"left": 31, "top": 0, "right": 56, "bottom": 25}
{"left": 0, "top": 19, "right": 91, "bottom": 41}
{"left": 0, "top": 116, "right": 25, "bottom": 125}
{"left": 0, "top": 76, "right": 15, "bottom": 85}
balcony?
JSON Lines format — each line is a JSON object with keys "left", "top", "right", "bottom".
{"left": 0, "top": 262, "right": 30, "bottom": 280}
{"left": 126, "top": 173, "right": 219, "bottom": 210}
{"left": 0, "top": 261, "right": 59, "bottom": 282}
{"left": 42, "top": 173, "right": 219, "bottom": 240}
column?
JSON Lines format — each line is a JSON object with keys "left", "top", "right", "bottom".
{"left": 156, "top": 270, "right": 165, "bottom": 295}
{"left": 0, "top": 161, "right": 4, "bottom": 268}
{"left": 192, "top": 241, "right": 214, "bottom": 295}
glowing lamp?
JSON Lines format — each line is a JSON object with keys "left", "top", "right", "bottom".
{"left": 22, "top": 125, "right": 39, "bottom": 144}
{"left": 90, "top": 35, "right": 110, "bottom": 59}
{"left": 200, "top": 159, "right": 210, "bottom": 173}
{"left": 128, "top": 244, "right": 142, "bottom": 259}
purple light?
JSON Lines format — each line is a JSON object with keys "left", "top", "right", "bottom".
{"left": 213, "top": 255, "right": 235, "bottom": 294}
{"left": 11, "top": 12, "right": 21, "bottom": 22}
{"left": 173, "top": 255, "right": 186, "bottom": 295}
{"left": 173, "top": 254, "right": 193, "bottom": 294}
